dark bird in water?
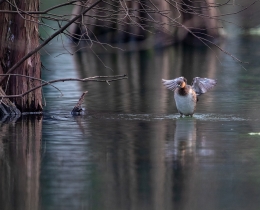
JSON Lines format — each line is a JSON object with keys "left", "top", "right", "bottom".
{"left": 162, "top": 77, "right": 217, "bottom": 117}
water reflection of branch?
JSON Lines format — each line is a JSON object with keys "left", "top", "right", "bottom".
{"left": 0, "top": 114, "right": 20, "bottom": 123}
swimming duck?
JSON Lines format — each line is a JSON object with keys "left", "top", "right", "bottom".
{"left": 162, "top": 77, "right": 217, "bottom": 117}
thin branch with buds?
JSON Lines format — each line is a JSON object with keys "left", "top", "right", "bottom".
{"left": 0, "top": 74, "right": 128, "bottom": 98}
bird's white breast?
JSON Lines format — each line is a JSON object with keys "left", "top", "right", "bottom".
{"left": 174, "top": 89, "right": 196, "bottom": 115}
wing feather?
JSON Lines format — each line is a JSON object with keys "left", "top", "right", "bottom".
{"left": 162, "top": 77, "right": 184, "bottom": 91}
{"left": 191, "top": 77, "right": 217, "bottom": 95}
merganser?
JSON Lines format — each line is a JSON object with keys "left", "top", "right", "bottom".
{"left": 162, "top": 77, "right": 217, "bottom": 117}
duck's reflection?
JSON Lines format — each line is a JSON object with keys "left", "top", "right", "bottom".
{"left": 166, "top": 118, "right": 197, "bottom": 161}
{"left": 163, "top": 118, "right": 198, "bottom": 209}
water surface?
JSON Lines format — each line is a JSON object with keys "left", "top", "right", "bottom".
{"left": 1, "top": 35, "right": 260, "bottom": 210}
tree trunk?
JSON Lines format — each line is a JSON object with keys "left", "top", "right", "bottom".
{"left": 0, "top": 0, "right": 42, "bottom": 113}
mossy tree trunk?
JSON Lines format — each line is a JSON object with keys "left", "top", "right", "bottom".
{"left": 0, "top": 0, "right": 42, "bottom": 113}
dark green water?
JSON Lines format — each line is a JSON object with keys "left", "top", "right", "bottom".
{"left": 1, "top": 35, "right": 260, "bottom": 210}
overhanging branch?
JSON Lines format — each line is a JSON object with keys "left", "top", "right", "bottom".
{"left": 0, "top": 74, "right": 128, "bottom": 98}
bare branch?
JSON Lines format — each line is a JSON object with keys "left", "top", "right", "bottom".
{"left": 0, "top": 75, "right": 128, "bottom": 98}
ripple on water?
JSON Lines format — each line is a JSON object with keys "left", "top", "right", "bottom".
{"left": 110, "top": 113, "right": 249, "bottom": 122}
{"left": 43, "top": 111, "right": 250, "bottom": 122}
{"left": 193, "top": 113, "right": 248, "bottom": 121}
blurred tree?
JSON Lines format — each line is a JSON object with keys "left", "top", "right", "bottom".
{"left": 70, "top": 0, "right": 223, "bottom": 46}
{"left": 0, "top": 0, "right": 253, "bottom": 114}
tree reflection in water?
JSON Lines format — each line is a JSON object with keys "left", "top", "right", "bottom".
{"left": 0, "top": 116, "right": 42, "bottom": 210}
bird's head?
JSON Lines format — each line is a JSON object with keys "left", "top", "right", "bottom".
{"left": 177, "top": 77, "right": 187, "bottom": 88}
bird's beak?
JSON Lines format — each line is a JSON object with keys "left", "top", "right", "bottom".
{"left": 180, "top": 82, "right": 186, "bottom": 88}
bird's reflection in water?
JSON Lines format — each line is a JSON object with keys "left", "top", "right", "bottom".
{"left": 165, "top": 118, "right": 197, "bottom": 162}
{"left": 164, "top": 118, "right": 198, "bottom": 209}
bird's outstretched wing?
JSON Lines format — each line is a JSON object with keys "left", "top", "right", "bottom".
{"left": 191, "top": 77, "right": 217, "bottom": 95}
{"left": 162, "top": 77, "right": 184, "bottom": 91}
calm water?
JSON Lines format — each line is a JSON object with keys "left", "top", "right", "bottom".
{"left": 1, "top": 35, "right": 260, "bottom": 210}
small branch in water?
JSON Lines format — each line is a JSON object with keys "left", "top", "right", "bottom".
{"left": 0, "top": 74, "right": 127, "bottom": 98}
{"left": 71, "top": 91, "right": 88, "bottom": 115}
